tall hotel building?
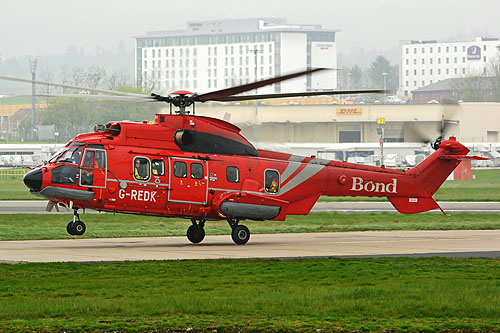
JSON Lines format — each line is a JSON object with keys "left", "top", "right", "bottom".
{"left": 135, "top": 18, "right": 338, "bottom": 95}
{"left": 400, "top": 37, "right": 500, "bottom": 97}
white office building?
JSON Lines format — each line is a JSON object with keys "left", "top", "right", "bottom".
{"left": 135, "top": 18, "right": 338, "bottom": 95}
{"left": 400, "top": 37, "right": 500, "bottom": 97}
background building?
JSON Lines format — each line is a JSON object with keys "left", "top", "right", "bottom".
{"left": 135, "top": 18, "right": 338, "bottom": 95}
{"left": 399, "top": 37, "right": 500, "bottom": 97}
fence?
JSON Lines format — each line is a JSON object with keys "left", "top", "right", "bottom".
{"left": 0, "top": 168, "right": 29, "bottom": 179}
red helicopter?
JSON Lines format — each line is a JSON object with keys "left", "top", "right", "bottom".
{"left": 2, "top": 69, "right": 486, "bottom": 244}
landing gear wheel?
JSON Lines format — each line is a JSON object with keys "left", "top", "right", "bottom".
{"left": 187, "top": 220, "right": 205, "bottom": 244}
{"left": 231, "top": 225, "right": 250, "bottom": 245}
{"left": 67, "top": 209, "right": 86, "bottom": 236}
{"left": 71, "top": 221, "right": 86, "bottom": 236}
{"left": 66, "top": 221, "right": 75, "bottom": 235}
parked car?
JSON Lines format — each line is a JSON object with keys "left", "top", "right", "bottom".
{"left": 386, "top": 95, "right": 402, "bottom": 103}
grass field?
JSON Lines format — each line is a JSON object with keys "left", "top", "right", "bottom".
{"left": 1, "top": 168, "right": 499, "bottom": 201}
{"left": 1, "top": 211, "right": 500, "bottom": 241}
{"left": 0, "top": 168, "right": 499, "bottom": 331}
{"left": 1, "top": 257, "right": 500, "bottom": 332}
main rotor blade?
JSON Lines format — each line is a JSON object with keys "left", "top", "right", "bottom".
{"left": 196, "top": 68, "right": 328, "bottom": 101}
{"left": 209, "top": 89, "right": 385, "bottom": 102}
{"left": 0, "top": 75, "right": 149, "bottom": 98}
{"left": 36, "top": 93, "right": 157, "bottom": 102}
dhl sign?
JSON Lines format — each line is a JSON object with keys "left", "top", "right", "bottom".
{"left": 336, "top": 107, "right": 362, "bottom": 115}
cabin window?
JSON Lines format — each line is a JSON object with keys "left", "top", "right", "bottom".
{"left": 226, "top": 166, "right": 239, "bottom": 183}
{"left": 152, "top": 159, "right": 165, "bottom": 176}
{"left": 173, "top": 161, "right": 187, "bottom": 178}
{"left": 134, "top": 157, "right": 151, "bottom": 181}
{"left": 265, "top": 169, "right": 280, "bottom": 194}
{"left": 191, "top": 163, "right": 204, "bottom": 179}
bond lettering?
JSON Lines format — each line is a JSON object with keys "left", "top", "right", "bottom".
{"left": 351, "top": 177, "right": 364, "bottom": 191}
{"left": 350, "top": 177, "right": 397, "bottom": 193}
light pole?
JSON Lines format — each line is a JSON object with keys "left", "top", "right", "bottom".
{"left": 382, "top": 72, "right": 388, "bottom": 96}
{"left": 29, "top": 58, "right": 37, "bottom": 141}
{"left": 250, "top": 47, "right": 260, "bottom": 142}
{"left": 251, "top": 48, "right": 259, "bottom": 118}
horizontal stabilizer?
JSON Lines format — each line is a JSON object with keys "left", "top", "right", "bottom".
{"left": 388, "top": 197, "right": 439, "bottom": 214}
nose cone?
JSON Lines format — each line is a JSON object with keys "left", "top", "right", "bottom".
{"left": 24, "top": 168, "right": 43, "bottom": 192}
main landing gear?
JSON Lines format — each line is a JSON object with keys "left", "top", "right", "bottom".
{"left": 185, "top": 217, "right": 251, "bottom": 245}
{"left": 227, "top": 217, "right": 250, "bottom": 245}
{"left": 67, "top": 209, "right": 86, "bottom": 236}
{"left": 187, "top": 219, "right": 205, "bottom": 244}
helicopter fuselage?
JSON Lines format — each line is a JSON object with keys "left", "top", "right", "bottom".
{"left": 22, "top": 113, "right": 482, "bottom": 243}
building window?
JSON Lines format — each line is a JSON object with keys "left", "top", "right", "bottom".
{"left": 413, "top": 59, "right": 417, "bottom": 65}
{"left": 144, "top": 60, "right": 147, "bottom": 69}
{"left": 484, "top": 45, "right": 487, "bottom": 51}
{"left": 430, "top": 58, "right": 433, "bottom": 64}
{"left": 430, "top": 69, "right": 433, "bottom": 75}
{"left": 446, "top": 46, "right": 449, "bottom": 52}
{"left": 406, "top": 81, "right": 409, "bottom": 87}
{"left": 462, "top": 68, "right": 466, "bottom": 74}
{"left": 430, "top": 47, "right": 433, "bottom": 53}
{"left": 454, "top": 68, "right": 457, "bottom": 74}
{"left": 422, "top": 59, "right": 425, "bottom": 64}
{"left": 438, "top": 47, "right": 441, "bottom": 53}
{"left": 406, "top": 59, "right": 409, "bottom": 65}
{"left": 462, "top": 46, "right": 465, "bottom": 52}
{"left": 422, "top": 69, "right": 425, "bottom": 75}
{"left": 462, "top": 57, "right": 465, "bottom": 63}
{"left": 413, "top": 48, "right": 417, "bottom": 54}
{"left": 152, "top": 50, "right": 156, "bottom": 58}
{"left": 446, "top": 58, "right": 449, "bottom": 64}
{"left": 144, "top": 50, "right": 148, "bottom": 58}
{"left": 446, "top": 68, "right": 449, "bottom": 74}
{"left": 405, "top": 48, "right": 409, "bottom": 54}
{"left": 414, "top": 70, "right": 417, "bottom": 75}
{"left": 422, "top": 80, "right": 425, "bottom": 86}
{"left": 454, "top": 46, "right": 457, "bottom": 52}
{"left": 158, "top": 50, "right": 161, "bottom": 57}
{"left": 422, "top": 47, "right": 425, "bottom": 53}
{"left": 454, "top": 57, "right": 457, "bottom": 63}
{"left": 405, "top": 70, "right": 409, "bottom": 76}
{"left": 438, "top": 69, "right": 441, "bottom": 75}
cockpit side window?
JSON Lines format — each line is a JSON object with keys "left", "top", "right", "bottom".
{"left": 82, "top": 150, "right": 95, "bottom": 168}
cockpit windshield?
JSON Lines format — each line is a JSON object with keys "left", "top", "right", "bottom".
{"left": 48, "top": 147, "right": 83, "bottom": 165}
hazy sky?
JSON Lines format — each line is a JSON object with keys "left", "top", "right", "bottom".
{"left": 1, "top": 0, "right": 499, "bottom": 59}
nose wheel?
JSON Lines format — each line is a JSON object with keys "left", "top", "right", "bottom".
{"left": 67, "top": 210, "right": 86, "bottom": 236}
